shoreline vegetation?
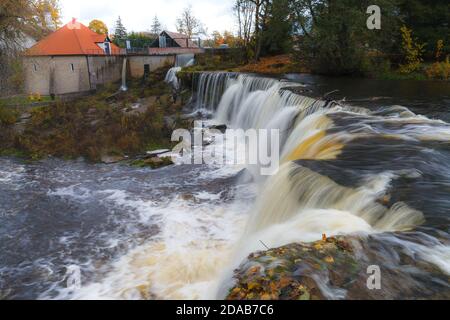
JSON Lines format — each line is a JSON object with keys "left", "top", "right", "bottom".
{"left": 181, "top": 53, "right": 449, "bottom": 81}
{"left": 0, "top": 66, "right": 192, "bottom": 168}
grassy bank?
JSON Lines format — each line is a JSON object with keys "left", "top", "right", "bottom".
{"left": 0, "top": 67, "right": 191, "bottom": 163}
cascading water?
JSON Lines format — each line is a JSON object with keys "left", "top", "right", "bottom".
{"left": 2, "top": 71, "right": 450, "bottom": 300}
{"left": 164, "top": 54, "right": 196, "bottom": 90}
{"left": 194, "top": 72, "right": 450, "bottom": 298}
{"left": 120, "top": 58, "right": 128, "bottom": 91}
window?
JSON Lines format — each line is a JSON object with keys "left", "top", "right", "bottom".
{"left": 70, "top": 63, "right": 75, "bottom": 72}
{"left": 33, "top": 64, "right": 38, "bottom": 71}
{"left": 159, "top": 35, "right": 167, "bottom": 48}
{"left": 104, "top": 42, "right": 111, "bottom": 55}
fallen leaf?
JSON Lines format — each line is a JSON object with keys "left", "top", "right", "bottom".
{"left": 324, "top": 256, "right": 335, "bottom": 264}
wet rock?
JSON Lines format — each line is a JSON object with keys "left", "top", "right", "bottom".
{"left": 235, "top": 169, "right": 254, "bottom": 184}
{"left": 19, "top": 113, "right": 32, "bottom": 120}
{"left": 90, "top": 119, "right": 101, "bottom": 127}
{"left": 164, "top": 116, "right": 177, "bottom": 130}
{"left": 226, "top": 235, "right": 450, "bottom": 300}
{"left": 101, "top": 155, "right": 125, "bottom": 164}
{"left": 208, "top": 124, "right": 227, "bottom": 133}
{"left": 146, "top": 149, "right": 171, "bottom": 157}
{"left": 131, "top": 156, "right": 173, "bottom": 169}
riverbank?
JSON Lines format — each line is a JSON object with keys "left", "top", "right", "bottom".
{"left": 182, "top": 53, "right": 449, "bottom": 81}
{"left": 0, "top": 67, "right": 192, "bottom": 164}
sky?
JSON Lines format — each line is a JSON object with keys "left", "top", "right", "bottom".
{"left": 60, "top": 0, "right": 236, "bottom": 36}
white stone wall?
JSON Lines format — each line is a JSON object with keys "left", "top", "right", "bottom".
{"left": 24, "top": 54, "right": 174, "bottom": 96}
{"left": 128, "top": 55, "right": 175, "bottom": 78}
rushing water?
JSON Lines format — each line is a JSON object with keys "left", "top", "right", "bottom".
{"left": 1, "top": 72, "right": 450, "bottom": 299}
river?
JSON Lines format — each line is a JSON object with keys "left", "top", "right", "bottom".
{"left": 1, "top": 72, "right": 449, "bottom": 299}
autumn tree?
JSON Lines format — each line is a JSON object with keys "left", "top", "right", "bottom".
{"left": 34, "top": 0, "right": 62, "bottom": 33}
{"left": 176, "top": 5, "right": 204, "bottom": 38}
{"left": 151, "top": 15, "right": 162, "bottom": 36}
{"left": 89, "top": 19, "right": 108, "bottom": 35}
{"left": 0, "top": 0, "right": 62, "bottom": 95}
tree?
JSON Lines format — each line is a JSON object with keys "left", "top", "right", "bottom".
{"left": 128, "top": 32, "right": 155, "bottom": 48}
{"left": 212, "top": 31, "right": 224, "bottom": 46}
{"left": 261, "top": 0, "right": 292, "bottom": 55}
{"left": 399, "top": 25, "right": 425, "bottom": 73}
{"left": 249, "top": 0, "right": 270, "bottom": 61}
{"left": 292, "top": 0, "right": 401, "bottom": 75}
{"left": 234, "top": 0, "right": 255, "bottom": 47}
{"left": 89, "top": 19, "right": 108, "bottom": 35}
{"left": 34, "top": 0, "right": 62, "bottom": 33}
{"left": 113, "top": 16, "right": 127, "bottom": 47}
{"left": 0, "top": 0, "right": 62, "bottom": 95}
{"left": 398, "top": 0, "right": 450, "bottom": 57}
{"left": 176, "top": 5, "right": 204, "bottom": 38}
{"left": 151, "top": 15, "right": 162, "bottom": 35}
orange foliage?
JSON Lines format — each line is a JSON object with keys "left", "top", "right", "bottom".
{"left": 237, "top": 54, "right": 307, "bottom": 74}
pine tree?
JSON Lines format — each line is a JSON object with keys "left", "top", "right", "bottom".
{"left": 113, "top": 16, "right": 127, "bottom": 47}
{"left": 151, "top": 15, "right": 162, "bottom": 36}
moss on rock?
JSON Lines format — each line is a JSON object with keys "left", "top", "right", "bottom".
{"left": 227, "top": 235, "right": 450, "bottom": 300}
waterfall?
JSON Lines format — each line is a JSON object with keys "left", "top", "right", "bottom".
{"left": 176, "top": 54, "right": 195, "bottom": 67}
{"left": 120, "top": 58, "right": 128, "bottom": 91}
{"left": 164, "top": 54, "right": 196, "bottom": 90}
{"left": 197, "top": 71, "right": 450, "bottom": 299}
{"left": 191, "top": 72, "right": 450, "bottom": 251}
{"left": 195, "top": 72, "right": 236, "bottom": 112}
{"left": 164, "top": 66, "right": 182, "bottom": 89}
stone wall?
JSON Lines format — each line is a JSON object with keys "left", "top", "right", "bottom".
{"left": 128, "top": 55, "right": 175, "bottom": 78}
{"left": 24, "top": 55, "right": 124, "bottom": 96}
{"left": 23, "top": 54, "right": 175, "bottom": 96}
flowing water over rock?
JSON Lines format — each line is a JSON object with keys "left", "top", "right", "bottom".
{"left": 1, "top": 72, "right": 450, "bottom": 299}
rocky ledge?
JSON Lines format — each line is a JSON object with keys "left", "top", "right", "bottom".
{"left": 227, "top": 235, "right": 450, "bottom": 300}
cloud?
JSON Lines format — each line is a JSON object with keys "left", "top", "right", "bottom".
{"left": 60, "top": 0, "right": 236, "bottom": 35}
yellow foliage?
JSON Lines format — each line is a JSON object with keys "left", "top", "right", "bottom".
{"left": 399, "top": 26, "right": 425, "bottom": 74}
{"left": 89, "top": 19, "right": 109, "bottom": 35}
{"left": 426, "top": 56, "right": 450, "bottom": 80}
{"left": 435, "top": 40, "right": 444, "bottom": 61}
{"left": 324, "top": 256, "right": 335, "bottom": 264}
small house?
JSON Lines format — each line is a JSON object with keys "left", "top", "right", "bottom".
{"left": 24, "top": 19, "right": 124, "bottom": 96}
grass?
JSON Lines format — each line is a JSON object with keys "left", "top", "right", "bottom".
{"left": 0, "top": 95, "right": 54, "bottom": 106}
{"left": 0, "top": 66, "right": 192, "bottom": 163}
{"left": 234, "top": 54, "right": 309, "bottom": 74}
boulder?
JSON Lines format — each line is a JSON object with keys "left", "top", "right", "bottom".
{"left": 226, "top": 235, "right": 450, "bottom": 300}
{"left": 101, "top": 154, "right": 125, "bottom": 164}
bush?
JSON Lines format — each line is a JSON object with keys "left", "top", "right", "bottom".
{"left": 0, "top": 103, "right": 18, "bottom": 126}
{"left": 425, "top": 56, "right": 450, "bottom": 80}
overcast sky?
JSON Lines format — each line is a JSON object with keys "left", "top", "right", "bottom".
{"left": 60, "top": 0, "right": 236, "bottom": 36}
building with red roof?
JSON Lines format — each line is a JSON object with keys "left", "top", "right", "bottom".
{"left": 26, "top": 19, "right": 122, "bottom": 56}
{"left": 24, "top": 19, "right": 126, "bottom": 96}
{"left": 23, "top": 21, "right": 201, "bottom": 96}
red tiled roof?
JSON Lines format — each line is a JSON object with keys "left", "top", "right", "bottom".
{"left": 164, "top": 30, "right": 198, "bottom": 48}
{"left": 26, "top": 20, "right": 121, "bottom": 56}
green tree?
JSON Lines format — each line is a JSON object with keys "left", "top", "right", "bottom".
{"left": 113, "top": 16, "right": 127, "bottom": 47}
{"left": 398, "top": 0, "right": 450, "bottom": 57}
{"left": 292, "top": 0, "right": 401, "bottom": 75}
{"left": 127, "top": 32, "right": 155, "bottom": 48}
{"left": 151, "top": 15, "right": 162, "bottom": 36}
{"left": 261, "top": 0, "right": 292, "bottom": 55}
